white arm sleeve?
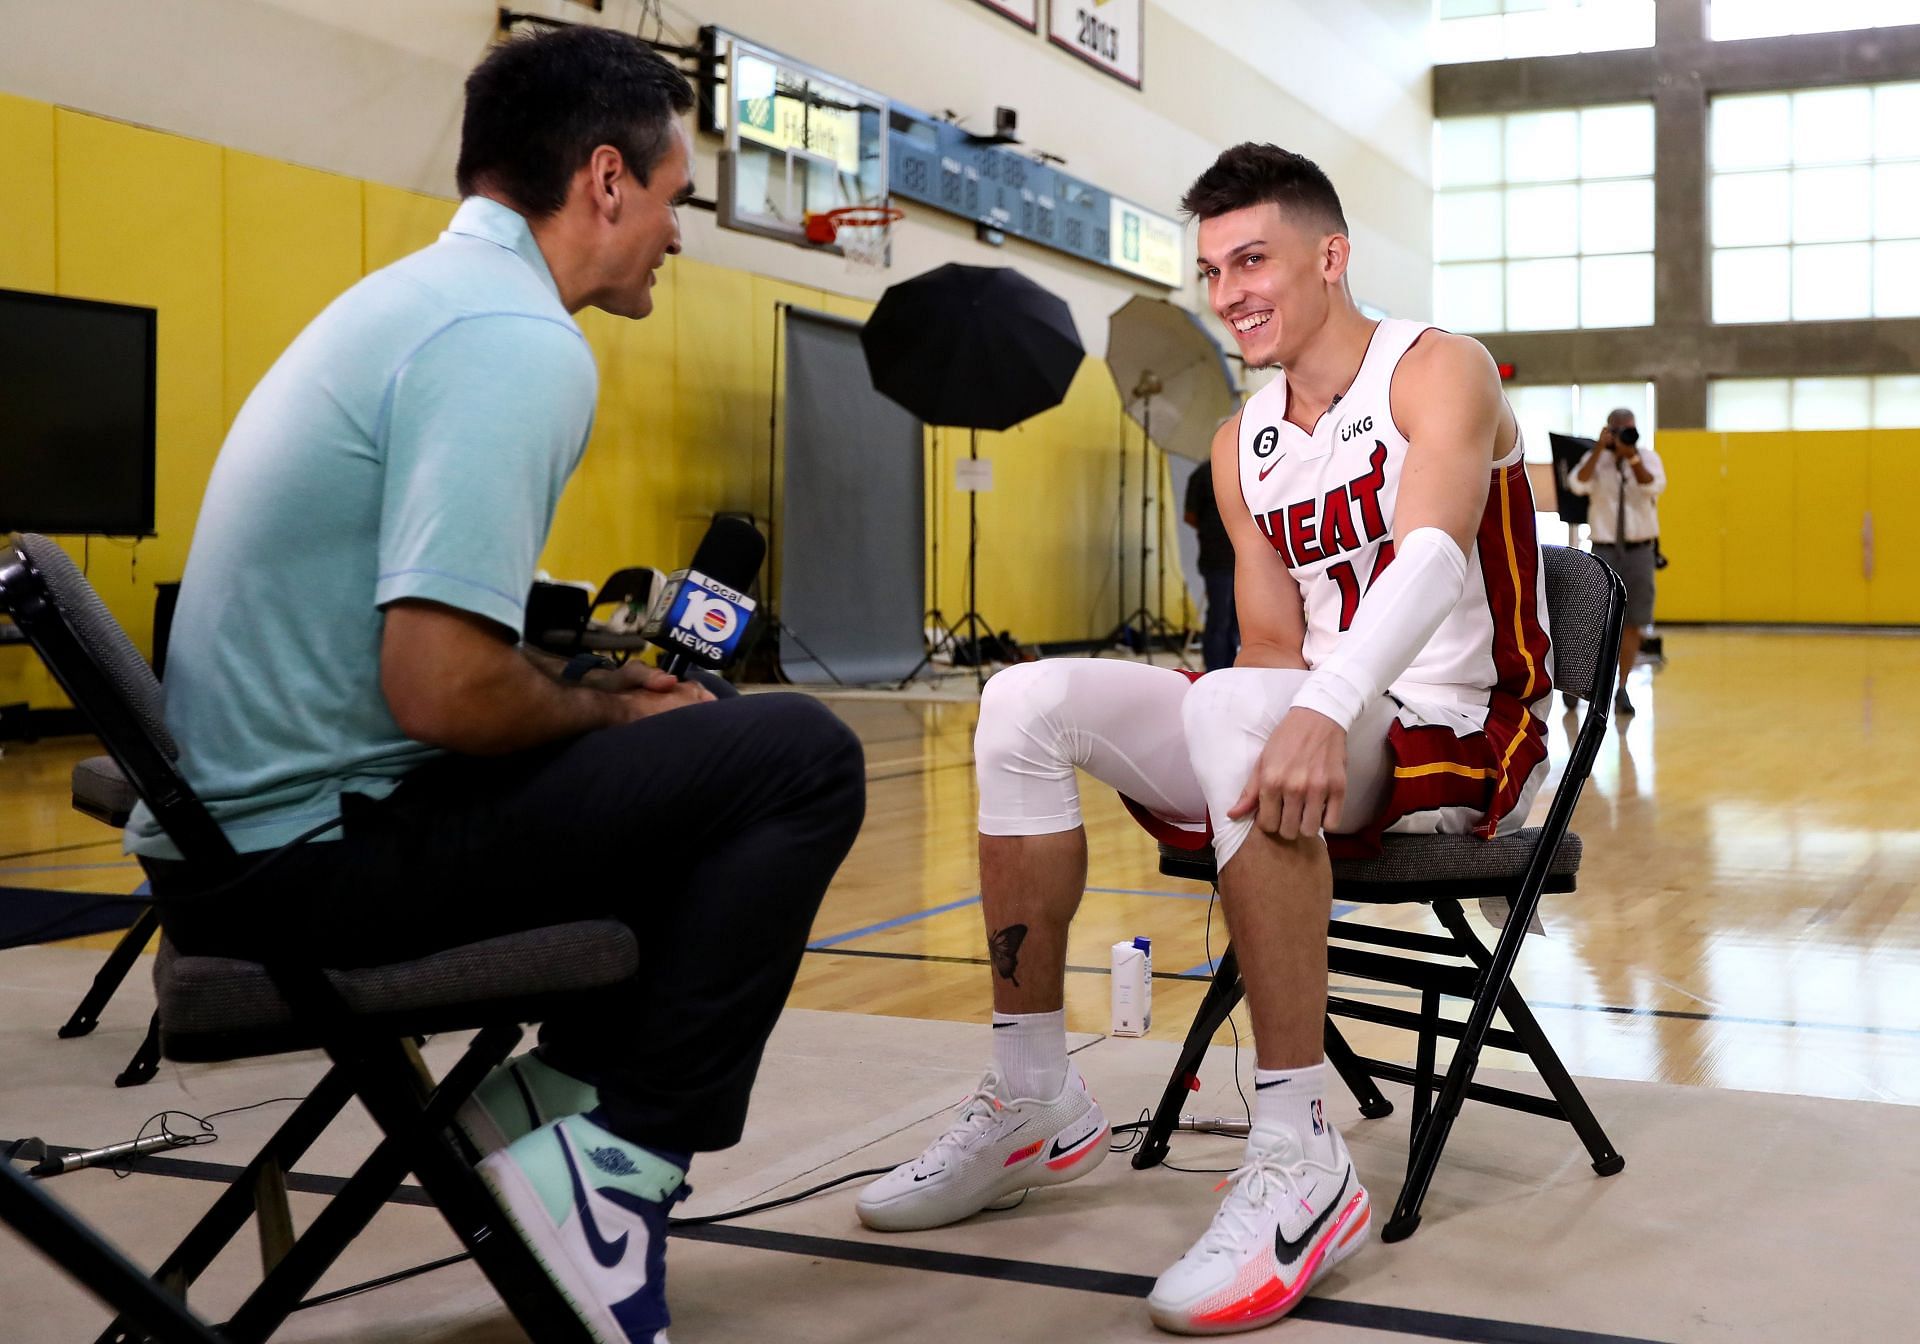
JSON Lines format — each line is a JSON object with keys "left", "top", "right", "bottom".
{"left": 1290, "top": 526, "right": 1469, "bottom": 731}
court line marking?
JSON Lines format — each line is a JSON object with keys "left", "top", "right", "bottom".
{"left": 808, "top": 884, "right": 1237, "bottom": 952}
{"left": 0, "top": 860, "right": 140, "bottom": 876}
{"left": 803, "top": 947, "right": 1920, "bottom": 1040}
{"left": 15, "top": 1137, "right": 1673, "bottom": 1344}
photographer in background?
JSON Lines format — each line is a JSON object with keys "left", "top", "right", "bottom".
{"left": 1183, "top": 458, "right": 1239, "bottom": 671}
{"left": 1568, "top": 408, "right": 1664, "bottom": 718}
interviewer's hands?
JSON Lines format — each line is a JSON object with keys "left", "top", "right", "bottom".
{"left": 584, "top": 662, "right": 715, "bottom": 719}
{"left": 1228, "top": 706, "right": 1349, "bottom": 841}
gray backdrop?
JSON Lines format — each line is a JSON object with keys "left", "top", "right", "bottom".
{"left": 779, "top": 307, "right": 926, "bottom": 684}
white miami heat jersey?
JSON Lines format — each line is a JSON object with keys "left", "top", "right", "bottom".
{"left": 1235, "top": 318, "right": 1553, "bottom": 730}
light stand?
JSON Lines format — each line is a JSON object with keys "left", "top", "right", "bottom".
{"left": 912, "top": 427, "right": 962, "bottom": 673}
{"left": 757, "top": 301, "right": 845, "bottom": 685}
{"left": 899, "top": 428, "right": 1002, "bottom": 690}
{"left": 1104, "top": 372, "right": 1190, "bottom": 663}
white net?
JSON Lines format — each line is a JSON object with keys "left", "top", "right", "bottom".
{"left": 822, "top": 207, "right": 898, "bottom": 273}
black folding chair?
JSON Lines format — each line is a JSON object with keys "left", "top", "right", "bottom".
{"left": 1131, "top": 545, "right": 1628, "bottom": 1242}
{"left": 0, "top": 533, "right": 621, "bottom": 1343}
{"left": 57, "top": 754, "right": 165, "bottom": 1086}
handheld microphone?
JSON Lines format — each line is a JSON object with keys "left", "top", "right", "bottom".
{"left": 28, "top": 1132, "right": 183, "bottom": 1178}
{"left": 641, "top": 517, "right": 766, "bottom": 678}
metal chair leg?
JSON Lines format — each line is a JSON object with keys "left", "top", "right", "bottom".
{"left": 1323, "top": 1018, "right": 1392, "bottom": 1119}
{"left": 218, "top": 1026, "right": 522, "bottom": 1344}
{"left": 1431, "top": 901, "right": 1624, "bottom": 1176}
{"left": 59, "top": 905, "right": 159, "bottom": 1039}
{"left": 114, "top": 1011, "right": 162, "bottom": 1088}
{"left": 1406, "top": 987, "right": 1440, "bottom": 1181}
{"left": 93, "top": 1069, "right": 357, "bottom": 1344}
{"left": 1133, "top": 946, "right": 1245, "bottom": 1170}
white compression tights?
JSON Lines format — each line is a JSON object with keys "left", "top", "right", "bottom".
{"left": 975, "top": 659, "right": 1398, "bottom": 869}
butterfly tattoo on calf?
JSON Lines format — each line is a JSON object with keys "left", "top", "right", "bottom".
{"left": 988, "top": 924, "right": 1029, "bottom": 987}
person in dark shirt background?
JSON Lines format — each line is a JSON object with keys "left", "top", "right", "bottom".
{"left": 1184, "top": 459, "right": 1239, "bottom": 671}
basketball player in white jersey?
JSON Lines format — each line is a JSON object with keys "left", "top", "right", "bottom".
{"left": 858, "top": 144, "right": 1553, "bottom": 1334}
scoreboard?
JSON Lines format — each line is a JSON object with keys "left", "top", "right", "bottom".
{"left": 887, "top": 103, "right": 1184, "bottom": 289}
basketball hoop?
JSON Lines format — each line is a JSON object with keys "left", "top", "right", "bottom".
{"left": 804, "top": 204, "right": 904, "bottom": 272}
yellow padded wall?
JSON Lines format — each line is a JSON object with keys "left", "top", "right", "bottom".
{"left": 1791, "top": 431, "right": 1871, "bottom": 624}
{"left": 223, "top": 150, "right": 363, "bottom": 427}
{"left": 545, "top": 267, "right": 684, "bottom": 584}
{"left": 363, "top": 183, "right": 454, "bottom": 274}
{"left": 1869, "top": 429, "right": 1920, "bottom": 624}
{"left": 0, "top": 94, "right": 56, "bottom": 293}
{"left": 1652, "top": 430, "right": 1725, "bottom": 622}
{"left": 0, "top": 94, "right": 61, "bottom": 708}
{"left": 1720, "top": 432, "right": 1796, "bottom": 623}
{"left": 51, "top": 108, "right": 224, "bottom": 679}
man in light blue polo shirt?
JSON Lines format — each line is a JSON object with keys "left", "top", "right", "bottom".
{"left": 133, "top": 28, "right": 864, "bottom": 1344}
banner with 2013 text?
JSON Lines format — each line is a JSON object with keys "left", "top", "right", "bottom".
{"left": 1048, "top": 0, "right": 1143, "bottom": 88}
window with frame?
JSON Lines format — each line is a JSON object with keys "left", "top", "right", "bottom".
{"left": 1434, "top": 0, "right": 1655, "bottom": 64}
{"left": 1506, "top": 382, "right": 1656, "bottom": 546}
{"left": 1710, "top": 0, "right": 1920, "bottom": 42}
{"left": 1434, "top": 105, "right": 1656, "bottom": 333}
{"left": 1707, "top": 375, "right": 1920, "bottom": 429}
{"left": 1710, "top": 82, "right": 1920, "bottom": 324}
{"left": 1507, "top": 381, "right": 1658, "bottom": 466}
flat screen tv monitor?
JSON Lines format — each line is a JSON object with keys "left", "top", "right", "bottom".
{"left": 0, "top": 287, "right": 158, "bottom": 537}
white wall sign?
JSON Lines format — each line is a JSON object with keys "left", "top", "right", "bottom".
{"left": 955, "top": 458, "right": 995, "bottom": 493}
{"left": 1048, "top": 0, "right": 1143, "bottom": 88}
{"left": 1109, "top": 196, "right": 1185, "bottom": 288}
{"left": 972, "top": 0, "right": 1039, "bottom": 30}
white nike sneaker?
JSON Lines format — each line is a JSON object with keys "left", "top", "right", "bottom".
{"left": 1147, "top": 1123, "right": 1371, "bottom": 1335}
{"left": 856, "top": 1065, "right": 1109, "bottom": 1232}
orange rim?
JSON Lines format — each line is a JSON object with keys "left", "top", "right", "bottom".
{"left": 804, "top": 205, "right": 904, "bottom": 244}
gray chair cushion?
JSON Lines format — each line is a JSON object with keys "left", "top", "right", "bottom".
{"left": 1159, "top": 828, "right": 1582, "bottom": 896}
{"left": 155, "top": 920, "right": 639, "bottom": 1050}
{"left": 1332, "top": 829, "right": 1581, "bottom": 887}
{"left": 71, "top": 755, "right": 139, "bottom": 826}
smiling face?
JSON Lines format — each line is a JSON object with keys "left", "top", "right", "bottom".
{"left": 1196, "top": 202, "right": 1350, "bottom": 370}
{"left": 597, "top": 120, "right": 693, "bottom": 320}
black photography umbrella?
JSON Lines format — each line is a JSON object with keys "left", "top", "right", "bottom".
{"left": 861, "top": 263, "right": 1084, "bottom": 431}
{"left": 860, "top": 264, "right": 1085, "bottom": 686}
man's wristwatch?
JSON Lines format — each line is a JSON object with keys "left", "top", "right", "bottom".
{"left": 561, "top": 653, "right": 617, "bottom": 684}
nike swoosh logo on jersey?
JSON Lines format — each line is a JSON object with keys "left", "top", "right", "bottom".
{"left": 1257, "top": 454, "right": 1288, "bottom": 481}
{"left": 1273, "top": 1170, "right": 1350, "bottom": 1268}
{"left": 558, "top": 1129, "right": 631, "bottom": 1268}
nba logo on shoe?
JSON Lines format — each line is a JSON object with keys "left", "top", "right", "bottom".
{"left": 1310, "top": 1099, "right": 1324, "bottom": 1136}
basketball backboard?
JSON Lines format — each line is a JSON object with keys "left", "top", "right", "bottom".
{"left": 701, "top": 27, "right": 888, "bottom": 252}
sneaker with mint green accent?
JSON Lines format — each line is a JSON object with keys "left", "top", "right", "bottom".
{"left": 456, "top": 1051, "right": 600, "bottom": 1158}
{"left": 480, "top": 1115, "right": 688, "bottom": 1344}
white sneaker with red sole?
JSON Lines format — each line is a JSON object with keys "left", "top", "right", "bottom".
{"left": 1147, "top": 1123, "right": 1371, "bottom": 1335}
{"left": 856, "top": 1064, "right": 1109, "bottom": 1232}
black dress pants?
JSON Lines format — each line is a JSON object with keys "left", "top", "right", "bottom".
{"left": 150, "top": 689, "right": 866, "bottom": 1154}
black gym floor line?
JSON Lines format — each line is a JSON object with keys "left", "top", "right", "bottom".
{"left": 11, "top": 1140, "right": 1675, "bottom": 1344}
{"left": 803, "top": 945, "right": 1920, "bottom": 1040}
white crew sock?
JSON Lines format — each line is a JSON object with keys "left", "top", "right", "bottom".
{"left": 1250, "top": 1062, "right": 1336, "bottom": 1164}
{"left": 991, "top": 1009, "right": 1068, "bottom": 1100}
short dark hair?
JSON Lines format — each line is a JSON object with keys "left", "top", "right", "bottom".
{"left": 1180, "top": 143, "right": 1348, "bottom": 236}
{"left": 457, "top": 26, "right": 695, "bottom": 217}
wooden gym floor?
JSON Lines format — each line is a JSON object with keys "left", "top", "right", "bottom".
{"left": 4, "top": 626, "right": 1920, "bottom": 1342}
{"left": 6, "top": 626, "right": 1919, "bottom": 1107}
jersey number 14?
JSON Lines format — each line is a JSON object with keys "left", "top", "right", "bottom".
{"left": 1327, "top": 540, "right": 1396, "bottom": 632}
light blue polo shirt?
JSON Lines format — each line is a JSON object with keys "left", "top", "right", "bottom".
{"left": 127, "top": 197, "right": 598, "bottom": 858}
